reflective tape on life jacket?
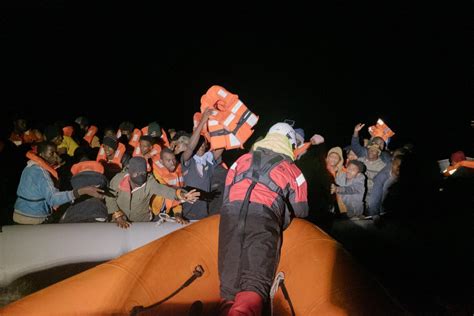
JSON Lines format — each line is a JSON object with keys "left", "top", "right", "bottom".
{"left": 160, "top": 128, "right": 170, "bottom": 148}
{"left": 368, "top": 119, "right": 395, "bottom": 142}
{"left": 294, "top": 142, "right": 312, "bottom": 160}
{"left": 83, "top": 126, "right": 98, "bottom": 145}
{"left": 199, "top": 85, "right": 259, "bottom": 150}
{"left": 71, "top": 160, "right": 104, "bottom": 176}
{"left": 26, "top": 151, "right": 59, "bottom": 180}
{"left": 62, "top": 126, "right": 74, "bottom": 137}
{"left": 96, "top": 143, "right": 126, "bottom": 169}
{"left": 129, "top": 129, "right": 142, "bottom": 148}
{"left": 151, "top": 161, "right": 184, "bottom": 214}
{"left": 153, "top": 160, "right": 184, "bottom": 187}
{"left": 133, "top": 144, "right": 161, "bottom": 172}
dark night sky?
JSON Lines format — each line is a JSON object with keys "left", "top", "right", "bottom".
{"left": 1, "top": 3, "right": 472, "bottom": 159}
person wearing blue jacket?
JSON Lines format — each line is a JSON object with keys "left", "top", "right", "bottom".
{"left": 13, "top": 141, "right": 104, "bottom": 224}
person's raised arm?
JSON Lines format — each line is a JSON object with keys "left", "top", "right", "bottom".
{"left": 182, "top": 108, "right": 213, "bottom": 163}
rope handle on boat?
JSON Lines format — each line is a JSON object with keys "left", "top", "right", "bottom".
{"left": 129, "top": 265, "right": 205, "bottom": 316}
{"left": 154, "top": 213, "right": 176, "bottom": 227}
{"left": 269, "top": 271, "right": 295, "bottom": 316}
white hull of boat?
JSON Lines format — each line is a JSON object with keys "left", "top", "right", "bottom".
{"left": 0, "top": 221, "right": 192, "bottom": 286}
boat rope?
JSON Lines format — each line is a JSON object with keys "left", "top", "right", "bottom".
{"left": 154, "top": 213, "right": 176, "bottom": 227}
{"left": 269, "top": 271, "right": 295, "bottom": 316}
{"left": 129, "top": 265, "right": 205, "bottom": 316}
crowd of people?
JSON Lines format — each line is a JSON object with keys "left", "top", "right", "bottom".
{"left": 0, "top": 110, "right": 472, "bottom": 314}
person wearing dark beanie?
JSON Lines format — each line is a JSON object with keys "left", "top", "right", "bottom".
{"left": 105, "top": 157, "right": 200, "bottom": 228}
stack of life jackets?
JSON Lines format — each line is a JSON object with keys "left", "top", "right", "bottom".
{"left": 195, "top": 85, "right": 259, "bottom": 150}
{"left": 368, "top": 118, "right": 395, "bottom": 142}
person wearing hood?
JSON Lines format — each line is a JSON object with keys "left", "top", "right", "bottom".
{"left": 326, "top": 146, "right": 344, "bottom": 178}
{"left": 218, "top": 122, "right": 308, "bottom": 315}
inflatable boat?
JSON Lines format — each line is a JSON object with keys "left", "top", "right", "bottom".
{"left": 0, "top": 220, "right": 189, "bottom": 287}
{"left": 0, "top": 216, "right": 403, "bottom": 315}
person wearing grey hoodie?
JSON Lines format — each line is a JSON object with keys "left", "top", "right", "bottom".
{"left": 332, "top": 160, "right": 366, "bottom": 217}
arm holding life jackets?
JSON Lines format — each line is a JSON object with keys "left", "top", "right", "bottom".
{"left": 182, "top": 108, "right": 213, "bottom": 163}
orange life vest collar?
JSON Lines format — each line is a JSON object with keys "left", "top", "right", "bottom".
{"left": 26, "top": 151, "right": 59, "bottom": 180}
{"left": 71, "top": 160, "right": 105, "bottom": 176}
{"left": 83, "top": 126, "right": 98, "bottom": 145}
{"left": 153, "top": 160, "right": 184, "bottom": 187}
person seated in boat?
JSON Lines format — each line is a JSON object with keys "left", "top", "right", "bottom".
{"left": 366, "top": 147, "right": 409, "bottom": 216}
{"left": 181, "top": 108, "right": 224, "bottom": 220}
{"left": 149, "top": 147, "right": 188, "bottom": 222}
{"left": 331, "top": 159, "right": 366, "bottom": 218}
{"left": 132, "top": 135, "right": 161, "bottom": 172}
{"left": 351, "top": 123, "right": 392, "bottom": 164}
{"left": 105, "top": 157, "right": 200, "bottom": 229}
{"left": 358, "top": 143, "right": 386, "bottom": 210}
{"left": 13, "top": 141, "right": 104, "bottom": 224}
{"left": 218, "top": 122, "right": 308, "bottom": 315}
{"left": 96, "top": 136, "right": 131, "bottom": 180}
{"left": 60, "top": 160, "right": 109, "bottom": 223}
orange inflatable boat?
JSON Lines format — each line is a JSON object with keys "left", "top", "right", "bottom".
{"left": 0, "top": 216, "right": 403, "bottom": 315}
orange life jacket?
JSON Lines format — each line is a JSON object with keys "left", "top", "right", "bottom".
{"left": 83, "top": 126, "right": 98, "bottom": 145}
{"left": 151, "top": 162, "right": 184, "bottom": 214}
{"left": 141, "top": 126, "right": 170, "bottom": 148}
{"left": 26, "top": 151, "right": 59, "bottom": 180}
{"left": 96, "top": 143, "right": 126, "bottom": 169}
{"left": 9, "top": 132, "right": 23, "bottom": 146}
{"left": 128, "top": 128, "right": 142, "bottom": 148}
{"left": 23, "top": 129, "right": 43, "bottom": 144}
{"left": 443, "top": 160, "right": 474, "bottom": 176}
{"left": 294, "top": 142, "right": 312, "bottom": 160}
{"left": 132, "top": 144, "right": 161, "bottom": 172}
{"left": 368, "top": 119, "right": 395, "bottom": 142}
{"left": 152, "top": 161, "right": 184, "bottom": 187}
{"left": 62, "top": 126, "right": 74, "bottom": 137}
{"left": 199, "top": 85, "right": 259, "bottom": 150}
{"left": 71, "top": 160, "right": 105, "bottom": 176}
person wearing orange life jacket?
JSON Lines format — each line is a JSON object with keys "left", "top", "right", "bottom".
{"left": 96, "top": 136, "right": 129, "bottom": 180}
{"left": 132, "top": 135, "right": 161, "bottom": 172}
{"left": 182, "top": 108, "right": 224, "bottom": 220}
{"left": 9, "top": 118, "right": 43, "bottom": 147}
{"left": 116, "top": 121, "right": 135, "bottom": 143}
{"left": 60, "top": 160, "right": 109, "bottom": 223}
{"left": 106, "top": 157, "right": 200, "bottom": 229}
{"left": 13, "top": 142, "right": 104, "bottom": 224}
{"left": 75, "top": 116, "right": 100, "bottom": 148}
{"left": 150, "top": 148, "right": 187, "bottom": 224}
{"left": 141, "top": 121, "right": 170, "bottom": 148}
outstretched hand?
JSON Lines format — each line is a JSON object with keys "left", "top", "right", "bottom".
{"left": 174, "top": 213, "right": 189, "bottom": 225}
{"left": 354, "top": 123, "right": 365, "bottom": 134}
{"left": 78, "top": 186, "right": 105, "bottom": 199}
{"left": 183, "top": 189, "right": 200, "bottom": 204}
{"left": 310, "top": 134, "right": 325, "bottom": 145}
